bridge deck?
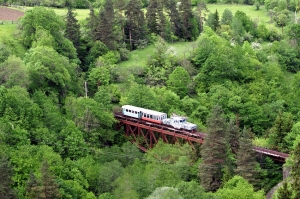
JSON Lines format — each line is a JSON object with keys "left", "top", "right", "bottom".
{"left": 114, "top": 112, "right": 289, "bottom": 162}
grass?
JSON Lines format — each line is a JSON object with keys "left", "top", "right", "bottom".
{"left": 0, "top": 24, "right": 26, "bottom": 58}
{"left": 52, "top": 8, "right": 90, "bottom": 22}
{"left": 118, "top": 41, "right": 197, "bottom": 68}
{"left": 207, "top": 4, "right": 271, "bottom": 23}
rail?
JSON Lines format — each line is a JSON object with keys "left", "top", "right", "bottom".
{"left": 114, "top": 112, "right": 289, "bottom": 162}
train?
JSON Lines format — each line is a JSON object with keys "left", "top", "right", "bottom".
{"left": 121, "top": 105, "right": 197, "bottom": 131}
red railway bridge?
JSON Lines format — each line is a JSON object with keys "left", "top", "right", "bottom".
{"left": 114, "top": 112, "right": 289, "bottom": 163}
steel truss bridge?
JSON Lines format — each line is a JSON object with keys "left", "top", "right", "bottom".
{"left": 114, "top": 112, "right": 289, "bottom": 163}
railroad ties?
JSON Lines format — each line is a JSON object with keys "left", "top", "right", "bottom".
{"left": 114, "top": 112, "right": 289, "bottom": 163}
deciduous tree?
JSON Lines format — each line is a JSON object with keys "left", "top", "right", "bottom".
{"left": 166, "top": 67, "right": 191, "bottom": 98}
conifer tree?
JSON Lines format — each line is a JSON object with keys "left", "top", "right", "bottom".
{"left": 40, "top": 160, "right": 60, "bottom": 199}
{"left": 226, "top": 119, "right": 240, "bottom": 155}
{"left": 125, "top": 0, "right": 147, "bottom": 49}
{"left": 213, "top": 10, "right": 220, "bottom": 31}
{"left": 269, "top": 112, "right": 293, "bottom": 151}
{"left": 26, "top": 172, "right": 41, "bottom": 199}
{"left": 86, "top": 6, "right": 97, "bottom": 40}
{"left": 0, "top": 157, "right": 16, "bottom": 199}
{"left": 65, "top": 7, "right": 81, "bottom": 52}
{"left": 146, "top": 0, "right": 159, "bottom": 34}
{"left": 291, "top": 141, "right": 300, "bottom": 198}
{"left": 157, "top": 0, "right": 167, "bottom": 39}
{"left": 95, "top": 0, "right": 116, "bottom": 50}
{"left": 234, "top": 128, "right": 259, "bottom": 187}
{"left": 277, "top": 181, "right": 292, "bottom": 199}
{"left": 26, "top": 160, "right": 60, "bottom": 199}
{"left": 178, "top": 0, "right": 195, "bottom": 40}
{"left": 195, "top": 1, "right": 208, "bottom": 33}
{"left": 165, "top": 0, "right": 182, "bottom": 39}
{"left": 114, "top": 0, "right": 127, "bottom": 38}
{"left": 199, "top": 106, "right": 227, "bottom": 192}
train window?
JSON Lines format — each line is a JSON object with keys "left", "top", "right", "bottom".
{"left": 126, "top": 109, "right": 128, "bottom": 112}
{"left": 129, "top": 110, "right": 131, "bottom": 113}
{"left": 135, "top": 111, "right": 137, "bottom": 114}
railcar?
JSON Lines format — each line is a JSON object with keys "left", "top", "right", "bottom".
{"left": 122, "top": 105, "right": 167, "bottom": 124}
{"left": 121, "top": 105, "right": 197, "bottom": 130}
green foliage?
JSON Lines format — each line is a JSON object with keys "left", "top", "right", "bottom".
{"left": 120, "top": 83, "right": 159, "bottom": 110}
{"left": 146, "top": 36, "right": 177, "bottom": 86}
{"left": 215, "top": 176, "right": 265, "bottom": 199}
{"left": 268, "top": 112, "right": 293, "bottom": 151}
{"left": 65, "top": 7, "right": 81, "bottom": 52}
{"left": 176, "top": 181, "right": 207, "bottom": 199}
{"left": 276, "top": 181, "right": 292, "bottom": 199}
{"left": 221, "top": 8, "right": 233, "bottom": 25}
{"left": 166, "top": 67, "right": 191, "bottom": 98}
{"left": 0, "top": 55, "right": 29, "bottom": 88}
{"left": 235, "top": 128, "right": 259, "bottom": 187}
{"left": 199, "top": 106, "right": 227, "bottom": 192}
{"left": 0, "top": 157, "right": 16, "bottom": 199}
{"left": 24, "top": 46, "right": 73, "bottom": 96}
{"left": 65, "top": 96, "right": 116, "bottom": 146}
{"left": 85, "top": 41, "right": 109, "bottom": 70}
{"left": 290, "top": 141, "right": 300, "bottom": 198}
{"left": 146, "top": 187, "right": 183, "bottom": 199}
{"left": 256, "top": 156, "right": 283, "bottom": 192}
{"left": 20, "top": 7, "right": 65, "bottom": 48}
{"left": 0, "top": 43, "right": 11, "bottom": 63}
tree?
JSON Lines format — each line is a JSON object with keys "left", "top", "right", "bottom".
{"left": 120, "top": 83, "right": 159, "bottom": 110}
{"left": 86, "top": 6, "right": 97, "bottom": 40}
{"left": 24, "top": 46, "right": 73, "bottom": 96}
{"left": 226, "top": 120, "right": 240, "bottom": 155}
{"left": 206, "top": 10, "right": 221, "bottom": 32}
{"left": 269, "top": 112, "right": 293, "bottom": 151}
{"left": 0, "top": 55, "right": 29, "bottom": 88}
{"left": 125, "top": 0, "right": 147, "bottom": 49}
{"left": 287, "top": 24, "right": 300, "bottom": 47}
{"left": 65, "top": 7, "right": 81, "bottom": 52}
{"left": 277, "top": 181, "right": 292, "bottom": 199}
{"left": 65, "top": 96, "right": 116, "bottom": 146}
{"left": 291, "top": 141, "right": 300, "bottom": 198}
{"left": 176, "top": 181, "right": 207, "bottom": 199}
{"left": 0, "top": 157, "right": 16, "bottom": 199}
{"left": 146, "top": 36, "right": 176, "bottom": 86}
{"left": 276, "top": 13, "right": 289, "bottom": 34}
{"left": 215, "top": 176, "right": 265, "bottom": 199}
{"left": 165, "top": 0, "right": 183, "bottom": 39}
{"left": 19, "top": 7, "right": 64, "bottom": 48}
{"left": 146, "top": 187, "right": 183, "bottom": 199}
{"left": 60, "top": 120, "right": 88, "bottom": 160}
{"left": 40, "top": 160, "right": 60, "bottom": 198}
{"left": 95, "top": 4, "right": 115, "bottom": 50}
{"left": 0, "top": 43, "right": 11, "bottom": 63}
{"left": 146, "top": 0, "right": 158, "bottom": 35}
{"left": 178, "top": 0, "right": 196, "bottom": 40}
{"left": 199, "top": 106, "right": 227, "bottom": 192}
{"left": 234, "top": 128, "right": 259, "bottom": 187}
{"left": 221, "top": 8, "right": 233, "bottom": 25}
{"left": 166, "top": 67, "right": 191, "bottom": 98}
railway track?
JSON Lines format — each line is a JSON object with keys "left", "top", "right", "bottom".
{"left": 114, "top": 112, "right": 289, "bottom": 162}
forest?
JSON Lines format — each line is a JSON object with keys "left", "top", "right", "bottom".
{"left": 1, "top": 0, "right": 300, "bottom": 198}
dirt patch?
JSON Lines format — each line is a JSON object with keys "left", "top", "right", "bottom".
{"left": 0, "top": 6, "right": 24, "bottom": 21}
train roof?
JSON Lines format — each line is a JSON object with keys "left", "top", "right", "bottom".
{"left": 122, "top": 105, "right": 167, "bottom": 116}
